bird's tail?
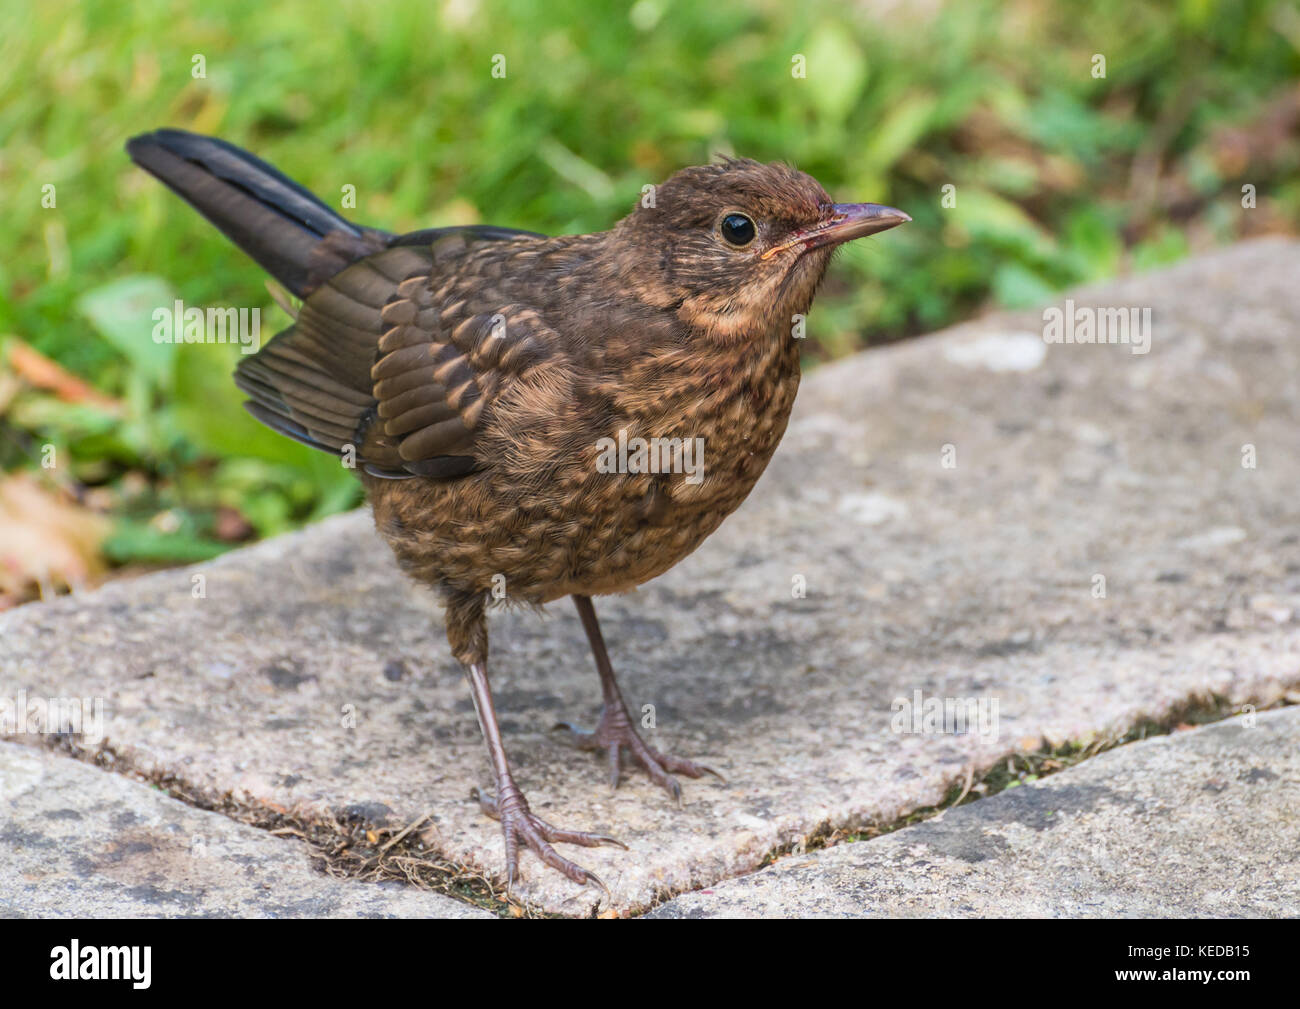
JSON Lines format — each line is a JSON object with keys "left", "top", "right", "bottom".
{"left": 125, "top": 129, "right": 385, "bottom": 298}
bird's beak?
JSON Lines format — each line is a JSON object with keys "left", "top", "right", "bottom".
{"left": 761, "top": 203, "right": 911, "bottom": 259}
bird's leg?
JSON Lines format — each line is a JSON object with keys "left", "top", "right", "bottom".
{"left": 448, "top": 595, "right": 624, "bottom": 892}
{"left": 557, "top": 594, "right": 723, "bottom": 803}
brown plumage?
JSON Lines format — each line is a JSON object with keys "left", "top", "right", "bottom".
{"left": 126, "top": 129, "right": 909, "bottom": 893}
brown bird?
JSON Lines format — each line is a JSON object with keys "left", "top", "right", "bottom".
{"left": 126, "top": 129, "right": 909, "bottom": 893}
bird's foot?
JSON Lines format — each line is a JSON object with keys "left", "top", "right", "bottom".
{"left": 554, "top": 702, "right": 724, "bottom": 803}
{"left": 471, "top": 784, "right": 626, "bottom": 895}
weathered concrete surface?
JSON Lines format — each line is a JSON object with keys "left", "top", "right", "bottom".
{"left": 649, "top": 707, "right": 1300, "bottom": 917}
{"left": 0, "top": 742, "right": 490, "bottom": 918}
{"left": 2, "top": 238, "right": 1298, "bottom": 916}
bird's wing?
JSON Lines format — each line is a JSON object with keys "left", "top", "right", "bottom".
{"left": 234, "top": 227, "right": 556, "bottom": 479}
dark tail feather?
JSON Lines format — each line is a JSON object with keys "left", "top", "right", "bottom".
{"left": 125, "top": 129, "right": 375, "bottom": 298}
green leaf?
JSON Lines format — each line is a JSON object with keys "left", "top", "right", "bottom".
{"left": 802, "top": 25, "right": 867, "bottom": 126}
{"left": 308, "top": 464, "right": 364, "bottom": 521}
{"left": 76, "top": 275, "right": 178, "bottom": 389}
{"left": 1063, "top": 205, "right": 1123, "bottom": 281}
{"left": 103, "top": 520, "right": 230, "bottom": 564}
{"left": 951, "top": 187, "right": 1057, "bottom": 262}
{"left": 859, "top": 94, "right": 938, "bottom": 176}
{"left": 993, "top": 262, "right": 1058, "bottom": 308}
{"left": 1132, "top": 227, "right": 1190, "bottom": 271}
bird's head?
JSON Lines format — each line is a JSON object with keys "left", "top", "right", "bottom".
{"left": 612, "top": 157, "right": 909, "bottom": 341}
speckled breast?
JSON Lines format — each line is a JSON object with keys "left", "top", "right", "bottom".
{"left": 368, "top": 335, "right": 801, "bottom": 604}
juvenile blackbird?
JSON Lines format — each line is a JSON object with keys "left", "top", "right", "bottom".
{"left": 126, "top": 129, "right": 909, "bottom": 893}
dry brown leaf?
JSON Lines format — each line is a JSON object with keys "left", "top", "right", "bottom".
{"left": 0, "top": 473, "right": 109, "bottom": 608}
{"left": 4, "top": 337, "right": 122, "bottom": 411}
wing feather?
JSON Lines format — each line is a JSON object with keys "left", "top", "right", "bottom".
{"left": 233, "top": 227, "right": 558, "bottom": 480}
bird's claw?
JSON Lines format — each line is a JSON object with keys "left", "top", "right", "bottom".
{"left": 471, "top": 785, "right": 626, "bottom": 897}
{"left": 553, "top": 707, "right": 724, "bottom": 800}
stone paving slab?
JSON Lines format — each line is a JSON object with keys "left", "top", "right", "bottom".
{"left": 648, "top": 706, "right": 1300, "bottom": 917}
{"left": 2, "top": 239, "right": 1299, "bottom": 916}
{"left": 0, "top": 742, "right": 490, "bottom": 918}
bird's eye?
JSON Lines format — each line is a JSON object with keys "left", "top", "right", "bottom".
{"left": 719, "top": 212, "right": 756, "bottom": 247}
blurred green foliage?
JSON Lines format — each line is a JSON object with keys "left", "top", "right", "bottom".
{"left": 1, "top": 0, "right": 1297, "bottom": 572}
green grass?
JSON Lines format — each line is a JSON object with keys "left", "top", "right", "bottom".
{"left": 1, "top": 0, "right": 1297, "bottom": 575}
